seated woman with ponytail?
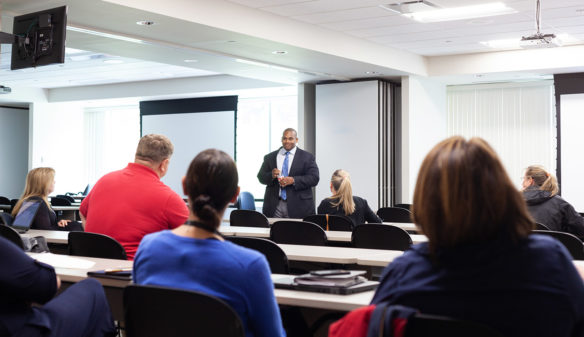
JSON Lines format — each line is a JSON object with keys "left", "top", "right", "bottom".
{"left": 317, "top": 169, "right": 382, "bottom": 228}
{"left": 133, "top": 149, "right": 285, "bottom": 337}
{"left": 522, "top": 165, "right": 584, "bottom": 239}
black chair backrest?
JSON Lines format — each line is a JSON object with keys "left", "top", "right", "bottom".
{"left": 394, "top": 203, "right": 412, "bottom": 211}
{"left": 226, "top": 236, "right": 289, "bottom": 274}
{"left": 303, "top": 214, "right": 353, "bottom": 231}
{"left": 0, "top": 212, "right": 14, "bottom": 226}
{"left": 533, "top": 230, "right": 584, "bottom": 260}
{"left": 0, "top": 224, "right": 24, "bottom": 250}
{"left": 124, "top": 284, "right": 245, "bottom": 337}
{"left": 377, "top": 207, "right": 412, "bottom": 223}
{"left": 535, "top": 222, "right": 550, "bottom": 231}
{"left": 405, "top": 313, "right": 504, "bottom": 337}
{"left": 0, "top": 196, "right": 10, "bottom": 205}
{"left": 352, "top": 224, "right": 412, "bottom": 250}
{"left": 230, "top": 209, "right": 269, "bottom": 228}
{"left": 56, "top": 194, "right": 76, "bottom": 203}
{"left": 270, "top": 220, "right": 327, "bottom": 246}
{"left": 68, "top": 232, "right": 127, "bottom": 260}
{"left": 51, "top": 196, "right": 71, "bottom": 206}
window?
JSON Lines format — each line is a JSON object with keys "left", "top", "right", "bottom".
{"left": 447, "top": 81, "right": 555, "bottom": 186}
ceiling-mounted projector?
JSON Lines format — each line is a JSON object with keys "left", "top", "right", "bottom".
{"left": 520, "top": 0, "right": 561, "bottom": 49}
{"left": 520, "top": 33, "right": 562, "bottom": 49}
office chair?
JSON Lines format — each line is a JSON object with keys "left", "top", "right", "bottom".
{"left": 124, "top": 284, "right": 244, "bottom": 337}
{"left": 377, "top": 207, "right": 413, "bottom": 223}
{"left": 303, "top": 214, "right": 353, "bottom": 231}
{"left": 56, "top": 194, "right": 76, "bottom": 203}
{"left": 226, "top": 236, "right": 289, "bottom": 274}
{"left": 535, "top": 222, "right": 550, "bottom": 231}
{"left": 270, "top": 220, "right": 327, "bottom": 246}
{"left": 237, "top": 191, "right": 255, "bottom": 210}
{"left": 0, "top": 196, "right": 10, "bottom": 205}
{"left": 351, "top": 224, "right": 412, "bottom": 250}
{"left": 68, "top": 232, "right": 127, "bottom": 260}
{"left": 50, "top": 196, "right": 72, "bottom": 206}
{"left": 229, "top": 209, "right": 269, "bottom": 228}
{"left": 0, "top": 212, "right": 14, "bottom": 226}
{"left": 0, "top": 224, "right": 25, "bottom": 250}
{"left": 533, "top": 230, "right": 584, "bottom": 260}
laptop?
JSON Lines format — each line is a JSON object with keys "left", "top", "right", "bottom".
{"left": 12, "top": 200, "right": 41, "bottom": 233}
{"left": 273, "top": 274, "right": 379, "bottom": 295}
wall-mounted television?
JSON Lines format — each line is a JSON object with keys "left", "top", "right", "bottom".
{"left": 10, "top": 6, "right": 67, "bottom": 70}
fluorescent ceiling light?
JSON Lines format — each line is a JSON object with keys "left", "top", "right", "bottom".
{"left": 400, "top": 2, "right": 516, "bottom": 23}
{"left": 481, "top": 34, "right": 578, "bottom": 49}
{"left": 67, "top": 26, "right": 145, "bottom": 44}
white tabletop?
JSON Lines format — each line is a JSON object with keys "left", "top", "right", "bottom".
{"left": 51, "top": 205, "right": 80, "bottom": 211}
{"left": 279, "top": 244, "right": 404, "bottom": 265}
{"left": 23, "top": 229, "right": 69, "bottom": 244}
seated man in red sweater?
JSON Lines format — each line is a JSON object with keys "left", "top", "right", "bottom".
{"left": 80, "top": 134, "right": 189, "bottom": 260}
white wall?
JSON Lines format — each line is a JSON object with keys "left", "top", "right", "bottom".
{"left": 400, "top": 75, "right": 448, "bottom": 203}
{"left": 0, "top": 106, "right": 29, "bottom": 198}
{"left": 30, "top": 102, "right": 87, "bottom": 195}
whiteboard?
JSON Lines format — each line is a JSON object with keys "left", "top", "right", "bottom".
{"left": 560, "top": 93, "right": 584, "bottom": 212}
{"left": 141, "top": 111, "right": 235, "bottom": 197}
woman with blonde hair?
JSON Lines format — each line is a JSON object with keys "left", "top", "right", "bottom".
{"left": 317, "top": 169, "right": 381, "bottom": 228}
{"left": 12, "top": 167, "right": 79, "bottom": 230}
{"left": 369, "top": 137, "right": 584, "bottom": 337}
{"left": 522, "top": 165, "right": 584, "bottom": 238}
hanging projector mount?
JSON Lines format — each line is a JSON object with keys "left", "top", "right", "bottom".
{"left": 520, "top": 0, "right": 561, "bottom": 48}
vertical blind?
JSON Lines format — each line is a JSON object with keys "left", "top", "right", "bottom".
{"left": 447, "top": 81, "right": 555, "bottom": 185}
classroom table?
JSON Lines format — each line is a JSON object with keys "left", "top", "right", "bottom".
{"left": 267, "top": 217, "right": 420, "bottom": 232}
{"left": 219, "top": 225, "right": 428, "bottom": 244}
{"left": 26, "top": 253, "right": 374, "bottom": 318}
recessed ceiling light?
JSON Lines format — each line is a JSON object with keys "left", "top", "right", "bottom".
{"left": 103, "top": 59, "right": 124, "bottom": 64}
{"left": 183, "top": 59, "right": 198, "bottom": 63}
{"left": 365, "top": 71, "right": 381, "bottom": 75}
{"left": 136, "top": 20, "right": 156, "bottom": 26}
{"left": 272, "top": 50, "right": 288, "bottom": 55}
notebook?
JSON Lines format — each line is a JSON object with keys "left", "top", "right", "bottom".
{"left": 273, "top": 271, "right": 379, "bottom": 295}
{"left": 12, "top": 200, "right": 41, "bottom": 233}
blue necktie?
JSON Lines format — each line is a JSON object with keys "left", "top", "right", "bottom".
{"left": 281, "top": 151, "right": 290, "bottom": 200}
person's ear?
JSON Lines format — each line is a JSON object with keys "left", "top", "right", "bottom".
{"left": 182, "top": 176, "right": 187, "bottom": 195}
{"left": 230, "top": 186, "right": 241, "bottom": 203}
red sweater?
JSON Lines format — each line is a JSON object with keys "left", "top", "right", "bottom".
{"left": 81, "top": 163, "right": 189, "bottom": 259}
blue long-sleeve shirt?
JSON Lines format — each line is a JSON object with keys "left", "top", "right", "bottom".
{"left": 133, "top": 230, "right": 286, "bottom": 337}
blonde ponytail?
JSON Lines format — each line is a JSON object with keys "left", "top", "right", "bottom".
{"left": 330, "top": 169, "right": 355, "bottom": 215}
{"left": 525, "top": 165, "right": 559, "bottom": 196}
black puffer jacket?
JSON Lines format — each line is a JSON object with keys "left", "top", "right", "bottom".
{"left": 523, "top": 186, "right": 584, "bottom": 239}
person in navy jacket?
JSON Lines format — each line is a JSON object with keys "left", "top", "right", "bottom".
{"left": 371, "top": 136, "right": 584, "bottom": 337}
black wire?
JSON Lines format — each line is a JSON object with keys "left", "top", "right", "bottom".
{"left": 536, "top": 0, "right": 541, "bottom": 34}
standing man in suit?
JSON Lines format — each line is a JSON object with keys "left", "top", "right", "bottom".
{"left": 258, "top": 128, "right": 319, "bottom": 218}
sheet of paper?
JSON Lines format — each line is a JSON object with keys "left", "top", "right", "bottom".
{"left": 33, "top": 253, "right": 96, "bottom": 269}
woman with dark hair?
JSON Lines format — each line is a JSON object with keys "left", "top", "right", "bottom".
{"left": 522, "top": 165, "right": 584, "bottom": 238}
{"left": 317, "top": 169, "right": 381, "bottom": 227}
{"left": 133, "top": 149, "right": 285, "bottom": 337}
{"left": 370, "top": 136, "right": 584, "bottom": 336}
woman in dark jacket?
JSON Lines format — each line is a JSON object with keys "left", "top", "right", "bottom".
{"left": 317, "top": 169, "right": 381, "bottom": 228}
{"left": 12, "top": 167, "right": 81, "bottom": 231}
{"left": 522, "top": 165, "right": 584, "bottom": 239}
